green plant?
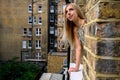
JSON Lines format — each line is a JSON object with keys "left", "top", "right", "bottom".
{"left": 0, "top": 57, "right": 41, "bottom": 80}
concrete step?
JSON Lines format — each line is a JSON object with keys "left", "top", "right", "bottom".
{"left": 40, "top": 73, "right": 63, "bottom": 80}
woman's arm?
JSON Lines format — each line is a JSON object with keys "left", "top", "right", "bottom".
{"left": 68, "top": 28, "right": 82, "bottom": 74}
{"left": 74, "top": 28, "right": 82, "bottom": 70}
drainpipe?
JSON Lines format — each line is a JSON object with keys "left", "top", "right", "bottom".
{"left": 31, "top": 0, "right": 34, "bottom": 58}
{"left": 65, "top": 1, "right": 71, "bottom": 80}
{"left": 67, "top": 46, "right": 70, "bottom": 80}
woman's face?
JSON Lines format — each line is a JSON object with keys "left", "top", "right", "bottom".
{"left": 65, "top": 5, "right": 78, "bottom": 22}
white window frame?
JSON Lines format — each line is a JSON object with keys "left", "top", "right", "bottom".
{"left": 36, "top": 28, "right": 41, "bottom": 36}
{"left": 36, "top": 40, "right": 41, "bottom": 49}
{"left": 22, "top": 40, "right": 27, "bottom": 48}
{"left": 28, "top": 16, "right": 32, "bottom": 24}
{"left": 38, "top": 4, "right": 42, "bottom": 13}
{"left": 28, "top": 28, "right": 32, "bottom": 36}
{"left": 50, "top": 26, "right": 54, "bottom": 34}
{"left": 35, "top": 52, "right": 41, "bottom": 59}
{"left": 28, "top": 4, "right": 32, "bottom": 13}
{"left": 50, "top": 5, "right": 54, "bottom": 13}
{"left": 50, "top": 14, "right": 54, "bottom": 22}
{"left": 38, "top": 17, "right": 42, "bottom": 25}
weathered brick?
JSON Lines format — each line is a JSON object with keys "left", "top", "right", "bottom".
{"left": 83, "top": 56, "right": 120, "bottom": 80}
{"left": 84, "top": 22, "right": 120, "bottom": 38}
{"left": 86, "top": 1, "right": 120, "bottom": 22}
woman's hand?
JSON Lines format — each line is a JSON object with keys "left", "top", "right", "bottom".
{"left": 68, "top": 67, "right": 79, "bottom": 74}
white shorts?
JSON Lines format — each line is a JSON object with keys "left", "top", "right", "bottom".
{"left": 70, "top": 63, "right": 83, "bottom": 80}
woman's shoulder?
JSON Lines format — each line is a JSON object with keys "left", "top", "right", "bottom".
{"left": 73, "top": 27, "right": 78, "bottom": 34}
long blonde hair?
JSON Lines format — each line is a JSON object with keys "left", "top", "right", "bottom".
{"left": 62, "top": 3, "right": 85, "bottom": 48}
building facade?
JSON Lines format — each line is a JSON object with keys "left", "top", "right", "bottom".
{"left": 48, "top": 0, "right": 68, "bottom": 52}
{"left": 21, "top": 0, "right": 49, "bottom": 61}
{"left": 0, "top": 0, "right": 49, "bottom": 61}
{"left": 0, "top": 0, "right": 69, "bottom": 61}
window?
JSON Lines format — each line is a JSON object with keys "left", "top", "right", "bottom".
{"left": 55, "top": 0, "right": 59, "bottom": 3}
{"left": 36, "top": 28, "right": 41, "bottom": 36}
{"left": 28, "top": 16, "right": 32, "bottom": 24}
{"left": 50, "top": 14, "right": 54, "bottom": 22}
{"left": 50, "top": 26, "right": 54, "bottom": 34}
{"left": 38, "top": 4, "right": 42, "bottom": 13}
{"left": 28, "top": 4, "right": 32, "bottom": 13}
{"left": 55, "top": 19, "right": 57, "bottom": 25}
{"left": 50, "top": 6, "right": 54, "bottom": 13}
{"left": 28, "top": 28, "right": 32, "bottom": 36}
{"left": 35, "top": 52, "right": 41, "bottom": 59}
{"left": 23, "top": 28, "right": 27, "bottom": 35}
{"left": 55, "top": 29, "right": 57, "bottom": 36}
{"left": 50, "top": 38, "right": 54, "bottom": 44}
{"left": 24, "top": 52, "right": 29, "bottom": 59}
{"left": 38, "top": 17, "right": 42, "bottom": 25}
{"left": 33, "top": 16, "right": 37, "bottom": 24}
{"left": 55, "top": 9, "right": 58, "bottom": 14}
{"left": 28, "top": 40, "right": 32, "bottom": 49}
{"left": 36, "top": 40, "right": 41, "bottom": 49}
{"left": 22, "top": 40, "right": 27, "bottom": 48}
{"left": 54, "top": 40, "right": 57, "bottom": 47}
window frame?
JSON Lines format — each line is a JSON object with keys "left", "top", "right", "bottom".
{"left": 28, "top": 16, "right": 32, "bottom": 24}
{"left": 28, "top": 4, "right": 32, "bottom": 13}
{"left": 23, "top": 28, "right": 27, "bottom": 35}
{"left": 28, "top": 40, "right": 32, "bottom": 49}
{"left": 38, "top": 4, "right": 42, "bottom": 13}
{"left": 38, "top": 17, "right": 42, "bottom": 25}
{"left": 36, "top": 40, "right": 41, "bottom": 49}
{"left": 35, "top": 52, "right": 41, "bottom": 59}
{"left": 36, "top": 28, "right": 41, "bottom": 36}
{"left": 22, "top": 40, "right": 27, "bottom": 48}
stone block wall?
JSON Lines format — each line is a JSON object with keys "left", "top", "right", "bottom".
{"left": 82, "top": 0, "right": 120, "bottom": 80}
{"left": 47, "top": 53, "right": 67, "bottom": 73}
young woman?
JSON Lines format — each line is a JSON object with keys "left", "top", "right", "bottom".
{"left": 62, "top": 3, "right": 85, "bottom": 74}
